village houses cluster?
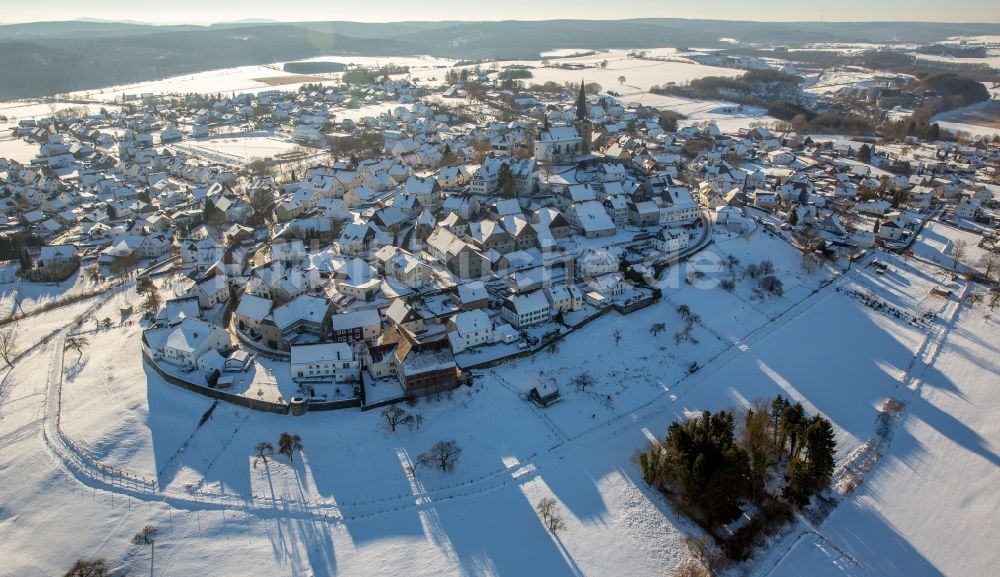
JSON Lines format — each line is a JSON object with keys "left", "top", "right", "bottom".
{"left": 3, "top": 66, "right": 997, "bottom": 410}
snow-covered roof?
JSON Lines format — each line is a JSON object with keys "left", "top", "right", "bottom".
{"left": 290, "top": 342, "right": 354, "bottom": 365}
{"left": 273, "top": 294, "right": 328, "bottom": 330}
{"left": 330, "top": 308, "right": 381, "bottom": 331}
{"left": 506, "top": 290, "right": 550, "bottom": 316}
{"left": 235, "top": 293, "right": 273, "bottom": 322}
{"left": 453, "top": 309, "right": 491, "bottom": 336}
{"left": 571, "top": 201, "right": 615, "bottom": 233}
{"left": 162, "top": 318, "right": 223, "bottom": 354}
{"left": 457, "top": 281, "right": 488, "bottom": 304}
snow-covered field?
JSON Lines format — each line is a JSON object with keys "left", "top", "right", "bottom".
{"left": 0, "top": 133, "right": 40, "bottom": 163}
{"left": 803, "top": 69, "right": 914, "bottom": 95}
{"left": 0, "top": 269, "right": 100, "bottom": 318}
{"left": 61, "top": 56, "right": 455, "bottom": 102}
{"left": 0, "top": 100, "right": 119, "bottom": 122}
{"left": 769, "top": 284, "right": 1000, "bottom": 577}
{"left": 480, "top": 49, "right": 774, "bottom": 129}
{"left": 931, "top": 98, "right": 1000, "bottom": 138}
{"left": 169, "top": 135, "right": 305, "bottom": 164}
{"left": 64, "top": 65, "right": 334, "bottom": 102}
{"left": 2, "top": 226, "right": 990, "bottom": 576}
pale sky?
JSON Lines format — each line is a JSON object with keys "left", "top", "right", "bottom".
{"left": 3, "top": 0, "right": 999, "bottom": 25}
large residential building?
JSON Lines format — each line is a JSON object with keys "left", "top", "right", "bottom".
{"left": 500, "top": 290, "right": 551, "bottom": 328}
{"left": 290, "top": 342, "right": 360, "bottom": 384}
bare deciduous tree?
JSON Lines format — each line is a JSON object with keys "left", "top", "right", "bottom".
{"left": 536, "top": 497, "right": 566, "bottom": 533}
{"left": 571, "top": 371, "right": 595, "bottom": 391}
{"left": 0, "top": 328, "right": 17, "bottom": 367}
{"left": 64, "top": 336, "right": 89, "bottom": 361}
{"left": 381, "top": 405, "right": 407, "bottom": 432}
{"left": 977, "top": 252, "right": 1000, "bottom": 280}
{"left": 254, "top": 441, "right": 273, "bottom": 468}
{"left": 278, "top": 432, "right": 303, "bottom": 462}
{"left": 952, "top": 239, "right": 968, "bottom": 266}
{"left": 131, "top": 525, "right": 158, "bottom": 577}
{"left": 802, "top": 252, "right": 819, "bottom": 273}
{"left": 612, "top": 328, "right": 622, "bottom": 347}
{"left": 649, "top": 322, "right": 666, "bottom": 337}
{"left": 403, "top": 412, "right": 424, "bottom": 431}
{"left": 417, "top": 440, "right": 462, "bottom": 472}
{"left": 64, "top": 559, "right": 109, "bottom": 577}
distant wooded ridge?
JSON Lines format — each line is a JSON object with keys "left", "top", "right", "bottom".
{"left": 1, "top": 18, "right": 999, "bottom": 100}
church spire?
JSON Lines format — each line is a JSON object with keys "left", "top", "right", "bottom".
{"left": 576, "top": 80, "right": 588, "bottom": 122}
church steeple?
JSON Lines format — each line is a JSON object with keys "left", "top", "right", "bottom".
{"left": 575, "top": 80, "right": 588, "bottom": 122}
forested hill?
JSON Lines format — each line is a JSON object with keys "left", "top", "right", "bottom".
{"left": 2, "top": 18, "right": 999, "bottom": 100}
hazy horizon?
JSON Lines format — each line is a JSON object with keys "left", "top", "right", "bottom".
{"left": 2, "top": 0, "right": 999, "bottom": 26}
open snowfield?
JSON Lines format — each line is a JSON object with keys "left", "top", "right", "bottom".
{"left": 475, "top": 50, "right": 775, "bottom": 129}
{"left": 803, "top": 69, "right": 914, "bottom": 95}
{"left": 64, "top": 65, "right": 337, "bottom": 102}
{"left": 907, "top": 50, "right": 1000, "bottom": 69}
{"left": 931, "top": 98, "right": 1000, "bottom": 138}
{"left": 169, "top": 135, "right": 305, "bottom": 165}
{"left": 0, "top": 225, "right": 994, "bottom": 577}
{"left": 768, "top": 281, "right": 1000, "bottom": 577}
{"left": 0, "top": 132, "right": 40, "bottom": 163}
{"left": 0, "top": 100, "right": 120, "bottom": 122}
{"left": 62, "top": 56, "right": 455, "bottom": 102}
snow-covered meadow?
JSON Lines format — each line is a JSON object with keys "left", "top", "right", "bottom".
{"left": 0, "top": 221, "right": 989, "bottom": 576}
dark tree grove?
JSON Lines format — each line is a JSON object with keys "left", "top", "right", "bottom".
{"left": 639, "top": 395, "right": 837, "bottom": 560}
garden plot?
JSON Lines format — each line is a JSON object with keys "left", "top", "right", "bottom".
{"left": 911, "top": 220, "right": 991, "bottom": 272}
{"left": 0, "top": 269, "right": 101, "bottom": 318}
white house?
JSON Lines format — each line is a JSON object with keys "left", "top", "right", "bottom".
{"left": 577, "top": 249, "right": 618, "bottom": 278}
{"left": 143, "top": 318, "right": 230, "bottom": 371}
{"left": 290, "top": 342, "right": 359, "bottom": 383}
{"left": 654, "top": 228, "right": 690, "bottom": 254}
{"left": 876, "top": 217, "right": 906, "bottom": 241}
{"left": 447, "top": 309, "right": 494, "bottom": 353}
{"left": 545, "top": 283, "right": 584, "bottom": 313}
{"left": 195, "top": 274, "right": 229, "bottom": 309}
{"left": 500, "top": 290, "right": 551, "bottom": 328}
{"left": 954, "top": 198, "right": 980, "bottom": 220}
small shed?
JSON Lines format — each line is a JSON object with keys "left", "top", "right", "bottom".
{"left": 225, "top": 349, "right": 253, "bottom": 373}
{"left": 528, "top": 378, "right": 560, "bottom": 407}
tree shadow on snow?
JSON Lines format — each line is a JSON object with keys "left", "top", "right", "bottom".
{"left": 429, "top": 485, "right": 584, "bottom": 577}
{"left": 144, "top": 363, "right": 251, "bottom": 494}
{"left": 823, "top": 500, "right": 946, "bottom": 577}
